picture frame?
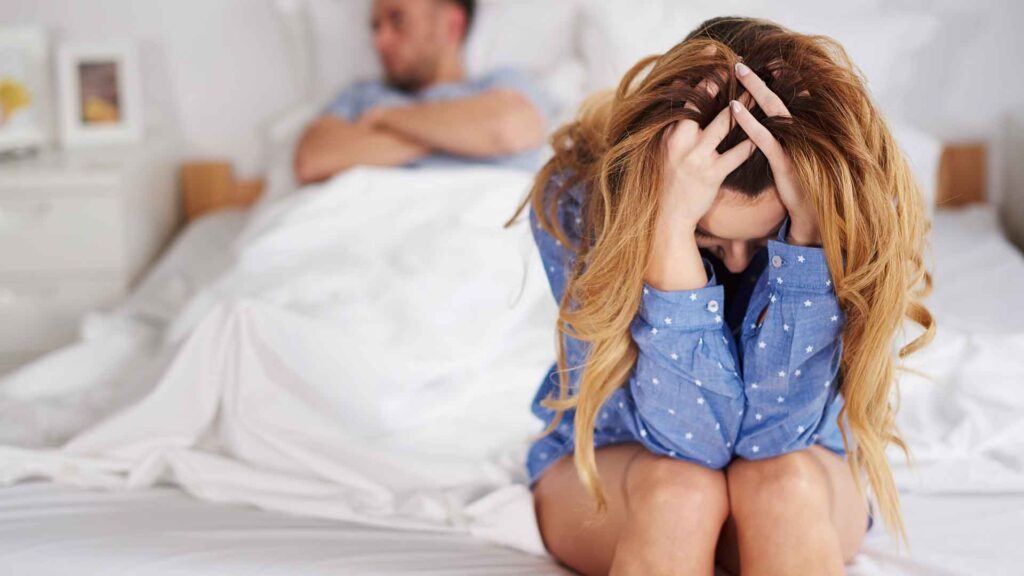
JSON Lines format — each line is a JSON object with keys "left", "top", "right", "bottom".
{"left": 56, "top": 41, "right": 142, "bottom": 147}
{"left": 0, "top": 26, "right": 51, "bottom": 154}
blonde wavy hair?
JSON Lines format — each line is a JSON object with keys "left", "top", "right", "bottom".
{"left": 504, "top": 16, "right": 935, "bottom": 547}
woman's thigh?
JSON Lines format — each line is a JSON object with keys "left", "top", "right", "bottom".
{"left": 531, "top": 442, "right": 646, "bottom": 574}
{"left": 532, "top": 441, "right": 729, "bottom": 575}
{"left": 714, "top": 444, "right": 871, "bottom": 573}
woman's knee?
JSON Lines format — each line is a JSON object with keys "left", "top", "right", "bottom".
{"left": 726, "top": 450, "right": 832, "bottom": 520}
{"left": 625, "top": 453, "right": 731, "bottom": 524}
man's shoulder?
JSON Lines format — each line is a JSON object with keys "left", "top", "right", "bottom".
{"left": 338, "top": 78, "right": 388, "bottom": 98}
{"left": 323, "top": 78, "right": 401, "bottom": 121}
{"left": 474, "top": 66, "right": 535, "bottom": 90}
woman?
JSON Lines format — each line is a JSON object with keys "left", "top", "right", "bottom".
{"left": 505, "top": 16, "right": 935, "bottom": 576}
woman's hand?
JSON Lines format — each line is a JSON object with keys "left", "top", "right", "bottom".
{"left": 660, "top": 91, "right": 757, "bottom": 231}
{"left": 729, "top": 61, "right": 821, "bottom": 246}
{"left": 645, "top": 80, "right": 756, "bottom": 292}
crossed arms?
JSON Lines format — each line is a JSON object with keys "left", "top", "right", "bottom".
{"left": 293, "top": 88, "right": 547, "bottom": 185}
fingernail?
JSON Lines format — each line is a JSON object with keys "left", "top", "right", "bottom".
{"left": 730, "top": 100, "right": 743, "bottom": 114}
{"left": 735, "top": 62, "right": 750, "bottom": 77}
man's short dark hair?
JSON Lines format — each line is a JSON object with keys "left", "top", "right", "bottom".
{"left": 446, "top": 0, "right": 476, "bottom": 43}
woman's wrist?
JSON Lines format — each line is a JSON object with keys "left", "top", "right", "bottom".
{"left": 785, "top": 213, "right": 821, "bottom": 247}
{"left": 645, "top": 222, "right": 708, "bottom": 291}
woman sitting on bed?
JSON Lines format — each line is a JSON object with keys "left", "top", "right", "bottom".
{"left": 506, "top": 16, "right": 934, "bottom": 575}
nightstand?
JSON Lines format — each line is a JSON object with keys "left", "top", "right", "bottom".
{"left": 0, "top": 141, "right": 180, "bottom": 376}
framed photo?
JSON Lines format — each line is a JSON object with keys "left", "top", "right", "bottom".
{"left": 0, "top": 26, "right": 50, "bottom": 153}
{"left": 56, "top": 41, "right": 142, "bottom": 147}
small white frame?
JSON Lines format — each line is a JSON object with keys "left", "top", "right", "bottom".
{"left": 0, "top": 26, "right": 51, "bottom": 153}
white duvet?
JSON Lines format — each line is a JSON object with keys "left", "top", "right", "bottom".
{"left": 0, "top": 166, "right": 559, "bottom": 555}
{"left": 1, "top": 166, "right": 1023, "bottom": 562}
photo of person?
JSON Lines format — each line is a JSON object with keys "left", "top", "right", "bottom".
{"left": 77, "top": 60, "right": 120, "bottom": 124}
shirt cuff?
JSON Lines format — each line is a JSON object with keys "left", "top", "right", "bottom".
{"left": 767, "top": 218, "right": 835, "bottom": 294}
{"left": 638, "top": 258, "right": 726, "bottom": 330}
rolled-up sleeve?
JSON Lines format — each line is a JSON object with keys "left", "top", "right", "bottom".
{"left": 528, "top": 172, "right": 745, "bottom": 468}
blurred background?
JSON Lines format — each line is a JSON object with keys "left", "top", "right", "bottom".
{"left": 0, "top": 0, "right": 1020, "bottom": 221}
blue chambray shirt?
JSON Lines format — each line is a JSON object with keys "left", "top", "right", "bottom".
{"left": 525, "top": 169, "right": 856, "bottom": 488}
{"left": 322, "top": 66, "right": 556, "bottom": 172}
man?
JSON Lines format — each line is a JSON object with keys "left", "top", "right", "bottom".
{"left": 294, "top": 0, "right": 554, "bottom": 185}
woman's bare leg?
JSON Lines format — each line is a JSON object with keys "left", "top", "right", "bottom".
{"left": 713, "top": 444, "right": 871, "bottom": 575}
{"left": 533, "top": 442, "right": 730, "bottom": 575}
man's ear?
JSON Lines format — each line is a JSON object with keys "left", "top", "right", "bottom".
{"left": 442, "top": 2, "right": 468, "bottom": 47}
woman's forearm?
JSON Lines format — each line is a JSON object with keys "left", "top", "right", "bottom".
{"left": 645, "top": 213, "right": 708, "bottom": 292}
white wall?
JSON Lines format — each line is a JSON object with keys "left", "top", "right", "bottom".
{"left": 1, "top": 0, "right": 1021, "bottom": 246}
{"left": 0, "top": 0, "right": 301, "bottom": 177}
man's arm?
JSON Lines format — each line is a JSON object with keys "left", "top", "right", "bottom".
{"left": 363, "top": 88, "right": 546, "bottom": 159}
{"left": 293, "top": 115, "right": 432, "bottom": 185}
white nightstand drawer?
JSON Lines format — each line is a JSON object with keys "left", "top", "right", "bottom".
{"left": 0, "top": 194, "right": 124, "bottom": 272}
{"left": 0, "top": 275, "right": 126, "bottom": 354}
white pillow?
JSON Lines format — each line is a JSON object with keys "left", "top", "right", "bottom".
{"left": 890, "top": 121, "right": 942, "bottom": 220}
{"left": 577, "top": 1, "right": 939, "bottom": 106}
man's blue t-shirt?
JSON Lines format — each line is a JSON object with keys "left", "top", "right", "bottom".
{"left": 322, "top": 67, "right": 556, "bottom": 171}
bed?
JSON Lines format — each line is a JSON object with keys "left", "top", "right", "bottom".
{"left": 2, "top": 196, "right": 1022, "bottom": 576}
{"left": 2, "top": 478, "right": 1021, "bottom": 575}
{"left": 2, "top": 2, "right": 1023, "bottom": 575}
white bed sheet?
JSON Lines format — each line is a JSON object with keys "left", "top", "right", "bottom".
{"left": 0, "top": 479, "right": 568, "bottom": 576}
{"left": 2, "top": 479, "right": 1022, "bottom": 575}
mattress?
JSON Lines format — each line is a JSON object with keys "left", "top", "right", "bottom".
{"left": 1, "top": 204, "right": 1022, "bottom": 575}
{"left": 1, "top": 479, "right": 1022, "bottom": 575}
{"left": 0, "top": 480, "right": 568, "bottom": 575}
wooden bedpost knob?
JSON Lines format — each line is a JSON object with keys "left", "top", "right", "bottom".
{"left": 179, "top": 161, "right": 263, "bottom": 220}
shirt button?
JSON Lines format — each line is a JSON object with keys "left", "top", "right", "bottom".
{"left": 707, "top": 300, "right": 720, "bottom": 313}
{"left": 771, "top": 255, "right": 783, "bottom": 268}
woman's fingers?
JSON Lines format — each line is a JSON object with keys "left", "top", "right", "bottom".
{"left": 680, "top": 76, "right": 715, "bottom": 122}
{"left": 729, "top": 98, "right": 785, "bottom": 165}
{"left": 670, "top": 75, "right": 721, "bottom": 158}
{"left": 734, "top": 62, "right": 790, "bottom": 118}
{"left": 696, "top": 103, "right": 734, "bottom": 154}
{"left": 715, "top": 138, "right": 756, "bottom": 176}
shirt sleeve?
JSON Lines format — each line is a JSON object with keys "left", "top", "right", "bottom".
{"left": 322, "top": 82, "right": 371, "bottom": 122}
{"left": 479, "top": 66, "right": 558, "bottom": 128}
{"left": 734, "top": 217, "right": 847, "bottom": 459}
{"left": 529, "top": 172, "right": 745, "bottom": 468}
